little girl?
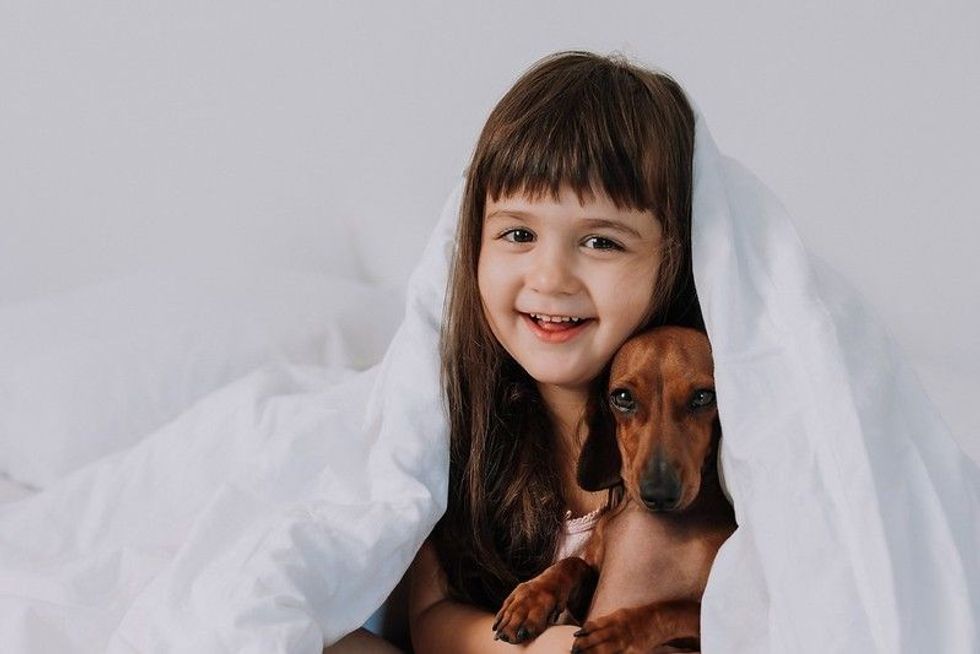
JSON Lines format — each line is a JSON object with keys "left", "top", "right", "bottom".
{"left": 407, "top": 50, "right": 705, "bottom": 652}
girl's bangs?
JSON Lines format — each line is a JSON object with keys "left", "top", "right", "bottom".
{"left": 480, "top": 80, "right": 657, "bottom": 213}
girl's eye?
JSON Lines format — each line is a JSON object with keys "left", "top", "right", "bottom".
{"left": 501, "top": 229, "right": 534, "bottom": 243}
{"left": 584, "top": 236, "right": 623, "bottom": 251}
{"left": 689, "top": 389, "right": 716, "bottom": 410}
{"left": 498, "top": 230, "right": 623, "bottom": 250}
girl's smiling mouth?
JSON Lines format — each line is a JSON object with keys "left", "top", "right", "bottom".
{"left": 520, "top": 312, "right": 595, "bottom": 343}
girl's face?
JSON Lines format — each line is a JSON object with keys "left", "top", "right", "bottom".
{"left": 478, "top": 184, "right": 664, "bottom": 391}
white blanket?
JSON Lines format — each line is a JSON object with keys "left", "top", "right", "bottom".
{"left": 0, "top": 105, "right": 977, "bottom": 653}
{"left": 689, "top": 103, "right": 980, "bottom": 651}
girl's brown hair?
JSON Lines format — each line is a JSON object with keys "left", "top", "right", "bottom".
{"left": 431, "top": 50, "right": 703, "bottom": 610}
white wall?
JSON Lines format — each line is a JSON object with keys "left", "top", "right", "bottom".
{"left": 2, "top": 1, "right": 977, "bottom": 460}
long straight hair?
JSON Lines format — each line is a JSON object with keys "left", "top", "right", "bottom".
{"left": 432, "top": 50, "right": 703, "bottom": 610}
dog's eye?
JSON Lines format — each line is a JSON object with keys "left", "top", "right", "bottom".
{"left": 609, "top": 388, "right": 636, "bottom": 414}
{"left": 690, "top": 389, "right": 716, "bottom": 410}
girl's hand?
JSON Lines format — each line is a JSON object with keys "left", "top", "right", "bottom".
{"left": 519, "top": 624, "right": 578, "bottom": 653}
{"left": 410, "top": 538, "right": 579, "bottom": 653}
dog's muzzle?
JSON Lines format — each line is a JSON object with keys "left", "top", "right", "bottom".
{"left": 639, "top": 455, "right": 682, "bottom": 511}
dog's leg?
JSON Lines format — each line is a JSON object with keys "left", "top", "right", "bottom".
{"left": 492, "top": 556, "right": 598, "bottom": 644}
{"left": 571, "top": 600, "right": 700, "bottom": 653}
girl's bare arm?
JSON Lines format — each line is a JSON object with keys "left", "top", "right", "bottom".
{"left": 408, "top": 539, "right": 578, "bottom": 653}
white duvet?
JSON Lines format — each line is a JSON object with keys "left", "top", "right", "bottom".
{"left": 0, "top": 104, "right": 977, "bottom": 653}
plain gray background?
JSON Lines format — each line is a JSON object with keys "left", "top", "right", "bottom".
{"left": 2, "top": 2, "right": 977, "bottom": 462}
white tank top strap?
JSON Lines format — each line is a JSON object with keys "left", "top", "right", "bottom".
{"left": 555, "top": 506, "right": 603, "bottom": 562}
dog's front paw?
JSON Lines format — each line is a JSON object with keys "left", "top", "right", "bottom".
{"left": 492, "top": 578, "right": 566, "bottom": 644}
{"left": 571, "top": 610, "right": 630, "bottom": 654}
{"left": 571, "top": 604, "right": 699, "bottom": 654}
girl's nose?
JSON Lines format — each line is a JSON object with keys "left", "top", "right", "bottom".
{"left": 527, "top": 244, "right": 579, "bottom": 295}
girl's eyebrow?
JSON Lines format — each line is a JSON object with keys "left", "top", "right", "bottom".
{"left": 579, "top": 218, "right": 643, "bottom": 239}
{"left": 485, "top": 210, "right": 643, "bottom": 239}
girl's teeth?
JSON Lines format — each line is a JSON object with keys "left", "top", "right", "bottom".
{"left": 530, "top": 313, "right": 583, "bottom": 323}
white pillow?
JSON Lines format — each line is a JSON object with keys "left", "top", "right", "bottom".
{"left": 0, "top": 263, "right": 405, "bottom": 488}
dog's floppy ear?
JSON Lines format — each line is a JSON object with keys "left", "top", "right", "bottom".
{"left": 576, "top": 398, "right": 623, "bottom": 491}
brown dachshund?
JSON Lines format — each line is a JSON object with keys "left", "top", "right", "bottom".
{"left": 492, "top": 326, "right": 736, "bottom": 653}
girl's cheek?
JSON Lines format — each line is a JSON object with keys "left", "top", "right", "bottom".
{"left": 607, "top": 271, "right": 658, "bottom": 320}
{"left": 617, "top": 255, "right": 660, "bottom": 291}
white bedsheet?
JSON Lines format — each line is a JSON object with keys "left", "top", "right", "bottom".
{"left": 0, "top": 103, "right": 977, "bottom": 653}
{"left": 0, "top": 176, "right": 460, "bottom": 652}
{"left": 0, "top": 364, "right": 364, "bottom": 650}
{"left": 0, "top": 475, "right": 33, "bottom": 504}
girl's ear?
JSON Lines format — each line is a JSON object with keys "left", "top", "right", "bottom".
{"left": 576, "top": 409, "right": 623, "bottom": 491}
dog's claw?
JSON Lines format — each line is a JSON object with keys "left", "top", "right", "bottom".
{"left": 516, "top": 627, "right": 529, "bottom": 642}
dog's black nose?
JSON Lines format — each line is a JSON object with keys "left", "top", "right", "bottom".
{"left": 640, "top": 486, "right": 680, "bottom": 511}
{"left": 640, "top": 457, "right": 682, "bottom": 511}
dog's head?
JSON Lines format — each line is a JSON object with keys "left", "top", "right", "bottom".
{"left": 577, "top": 326, "right": 720, "bottom": 512}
